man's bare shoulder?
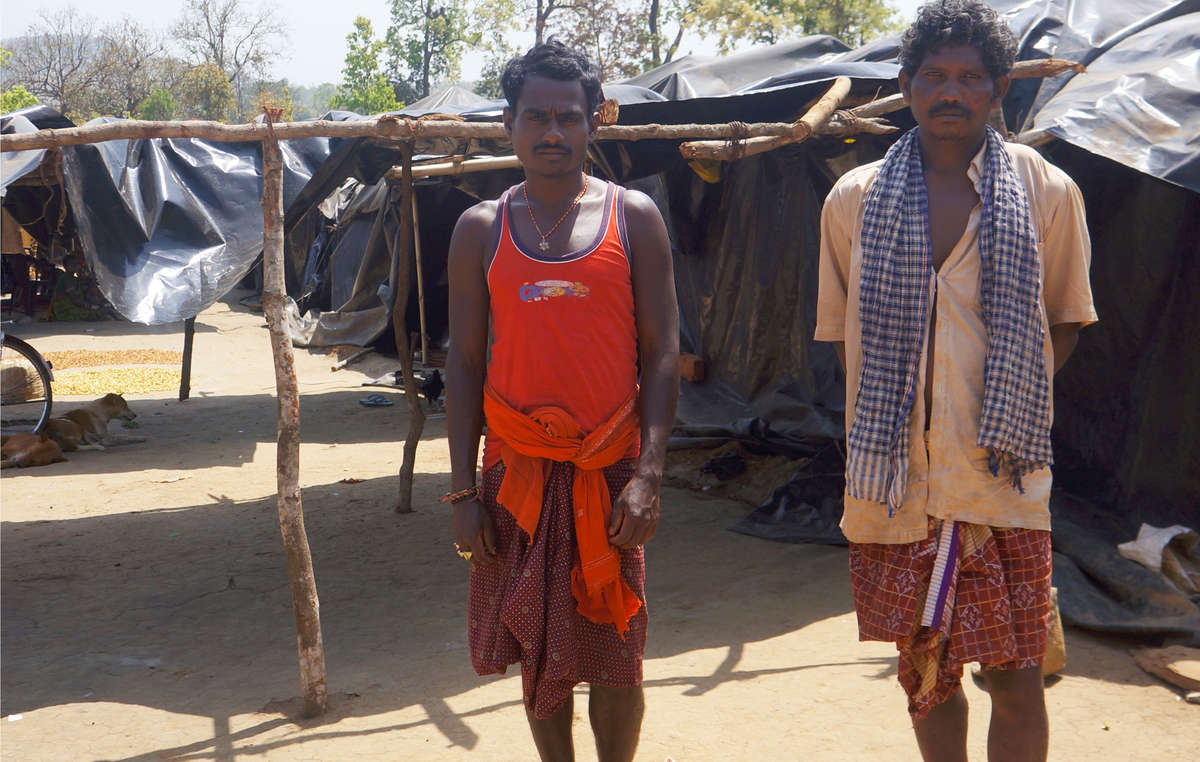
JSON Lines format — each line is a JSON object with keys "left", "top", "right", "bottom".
{"left": 621, "top": 187, "right": 663, "bottom": 220}
{"left": 449, "top": 198, "right": 502, "bottom": 265}
{"left": 454, "top": 198, "right": 502, "bottom": 237}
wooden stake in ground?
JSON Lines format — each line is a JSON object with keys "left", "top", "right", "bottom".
{"left": 390, "top": 144, "right": 426, "bottom": 514}
{"left": 259, "top": 108, "right": 328, "bottom": 717}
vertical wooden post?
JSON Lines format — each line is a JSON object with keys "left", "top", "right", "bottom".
{"left": 411, "top": 190, "right": 429, "bottom": 366}
{"left": 391, "top": 144, "right": 426, "bottom": 514}
{"left": 260, "top": 111, "right": 328, "bottom": 717}
{"left": 179, "top": 316, "right": 195, "bottom": 401}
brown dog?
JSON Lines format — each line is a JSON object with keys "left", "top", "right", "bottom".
{"left": 1, "top": 432, "right": 67, "bottom": 468}
{"left": 44, "top": 393, "right": 145, "bottom": 451}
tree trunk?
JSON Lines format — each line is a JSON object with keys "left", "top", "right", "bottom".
{"left": 260, "top": 122, "right": 328, "bottom": 718}
{"left": 649, "top": 0, "right": 661, "bottom": 66}
{"left": 536, "top": 0, "right": 546, "bottom": 44}
{"left": 391, "top": 145, "right": 426, "bottom": 514}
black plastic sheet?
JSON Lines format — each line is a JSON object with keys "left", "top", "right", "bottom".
{"left": 58, "top": 117, "right": 332, "bottom": 324}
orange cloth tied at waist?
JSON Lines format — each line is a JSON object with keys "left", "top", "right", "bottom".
{"left": 483, "top": 383, "right": 643, "bottom": 636}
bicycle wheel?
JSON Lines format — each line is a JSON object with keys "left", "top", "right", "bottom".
{"left": 1, "top": 335, "right": 53, "bottom": 434}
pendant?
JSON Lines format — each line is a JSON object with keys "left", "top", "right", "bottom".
{"left": 538, "top": 239, "right": 550, "bottom": 253}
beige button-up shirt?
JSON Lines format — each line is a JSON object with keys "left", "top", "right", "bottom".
{"left": 815, "top": 141, "right": 1098, "bottom": 544}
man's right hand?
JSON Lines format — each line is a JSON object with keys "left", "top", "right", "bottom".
{"left": 452, "top": 498, "right": 498, "bottom": 566}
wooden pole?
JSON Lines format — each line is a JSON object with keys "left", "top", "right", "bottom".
{"left": 179, "top": 316, "right": 195, "bottom": 401}
{"left": 259, "top": 109, "right": 328, "bottom": 717}
{"left": 680, "top": 77, "right": 852, "bottom": 161}
{"left": 411, "top": 190, "right": 429, "bottom": 366}
{"left": 390, "top": 144, "right": 426, "bottom": 514}
{"left": 392, "top": 154, "right": 524, "bottom": 180}
{"left": 0, "top": 117, "right": 881, "bottom": 151}
{"left": 0, "top": 58, "right": 1085, "bottom": 154}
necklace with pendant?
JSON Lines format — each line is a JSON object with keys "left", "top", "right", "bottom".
{"left": 523, "top": 175, "right": 590, "bottom": 253}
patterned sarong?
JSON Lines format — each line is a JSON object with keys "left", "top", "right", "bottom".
{"left": 849, "top": 519, "right": 1052, "bottom": 722}
{"left": 468, "top": 459, "right": 647, "bottom": 719}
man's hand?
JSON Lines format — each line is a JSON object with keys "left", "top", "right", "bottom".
{"left": 452, "top": 498, "right": 497, "bottom": 566}
{"left": 608, "top": 474, "right": 661, "bottom": 549}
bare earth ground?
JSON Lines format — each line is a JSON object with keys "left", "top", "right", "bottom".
{"left": 2, "top": 292, "right": 1196, "bottom": 761}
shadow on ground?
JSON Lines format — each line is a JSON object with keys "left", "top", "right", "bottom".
{"left": 2, "top": 468, "right": 866, "bottom": 760}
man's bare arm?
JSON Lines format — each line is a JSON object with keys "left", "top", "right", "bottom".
{"left": 609, "top": 189, "right": 680, "bottom": 549}
{"left": 446, "top": 203, "right": 497, "bottom": 563}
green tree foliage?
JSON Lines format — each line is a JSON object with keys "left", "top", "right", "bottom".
{"left": 172, "top": 0, "right": 287, "bottom": 120}
{"left": 177, "top": 62, "right": 237, "bottom": 121}
{"left": 386, "top": 0, "right": 480, "bottom": 101}
{"left": 1, "top": 85, "right": 40, "bottom": 113}
{"left": 252, "top": 79, "right": 296, "bottom": 120}
{"left": 135, "top": 88, "right": 178, "bottom": 120}
{"left": 696, "top": 0, "right": 900, "bottom": 51}
{"left": 331, "top": 17, "right": 402, "bottom": 115}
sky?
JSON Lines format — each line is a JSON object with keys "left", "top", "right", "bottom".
{"left": 1, "top": 0, "right": 927, "bottom": 88}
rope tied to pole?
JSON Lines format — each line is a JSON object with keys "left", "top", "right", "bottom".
{"left": 725, "top": 121, "right": 750, "bottom": 161}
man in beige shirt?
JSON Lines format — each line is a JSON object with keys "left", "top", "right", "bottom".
{"left": 815, "top": 2, "right": 1096, "bottom": 761}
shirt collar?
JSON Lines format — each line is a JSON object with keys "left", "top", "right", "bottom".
{"left": 966, "top": 139, "right": 989, "bottom": 195}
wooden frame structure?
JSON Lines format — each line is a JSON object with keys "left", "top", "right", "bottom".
{"left": 0, "top": 56, "right": 1083, "bottom": 717}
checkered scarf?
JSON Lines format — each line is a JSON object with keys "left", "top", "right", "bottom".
{"left": 847, "top": 126, "right": 1052, "bottom": 514}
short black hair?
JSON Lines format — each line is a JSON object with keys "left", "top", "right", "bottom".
{"left": 501, "top": 40, "right": 603, "bottom": 114}
{"left": 899, "top": 0, "right": 1018, "bottom": 81}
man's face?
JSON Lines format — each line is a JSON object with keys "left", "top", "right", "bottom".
{"left": 504, "top": 74, "right": 597, "bottom": 177}
{"left": 899, "top": 44, "right": 1008, "bottom": 143}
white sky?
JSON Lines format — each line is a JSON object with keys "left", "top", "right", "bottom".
{"left": 0, "top": 0, "right": 926, "bottom": 88}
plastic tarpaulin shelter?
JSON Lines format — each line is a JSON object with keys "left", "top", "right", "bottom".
{"left": 57, "top": 117, "right": 334, "bottom": 324}
{"left": 6, "top": 1, "right": 1196, "bottom": 642}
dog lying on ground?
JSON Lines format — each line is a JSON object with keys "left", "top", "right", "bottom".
{"left": 1, "top": 432, "right": 67, "bottom": 468}
{"left": 44, "top": 393, "right": 145, "bottom": 451}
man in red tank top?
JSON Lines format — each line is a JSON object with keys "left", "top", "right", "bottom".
{"left": 444, "top": 41, "right": 679, "bottom": 762}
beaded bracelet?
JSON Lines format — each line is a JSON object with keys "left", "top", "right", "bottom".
{"left": 440, "top": 486, "right": 480, "bottom": 504}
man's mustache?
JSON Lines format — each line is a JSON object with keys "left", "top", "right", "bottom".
{"left": 534, "top": 144, "right": 571, "bottom": 152}
{"left": 931, "top": 103, "right": 969, "bottom": 117}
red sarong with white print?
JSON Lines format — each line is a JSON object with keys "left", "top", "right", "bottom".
{"left": 468, "top": 459, "right": 647, "bottom": 719}
{"left": 849, "top": 519, "right": 1052, "bottom": 722}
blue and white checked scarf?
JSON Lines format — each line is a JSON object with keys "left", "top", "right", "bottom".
{"left": 847, "top": 126, "right": 1052, "bottom": 514}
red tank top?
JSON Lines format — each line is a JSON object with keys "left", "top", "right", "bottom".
{"left": 482, "top": 180, "right": 639, "bottom": 469}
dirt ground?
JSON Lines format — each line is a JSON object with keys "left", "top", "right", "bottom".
{"left": 2, "top": 292, "right": 1196, "bottom": 761}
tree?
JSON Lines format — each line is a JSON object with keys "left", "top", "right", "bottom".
{"left": 176, "top": 62, "right": 237, "bottom": 121}
{"left": 695, "top": 0, "right": 900, "bottom": 51}
{"left": 136, "top": 88, "right": 178, "bottom": 120}
{"left": 550, "top": 0, "right": 653, "bottom": 80}
{"left": 647, "top": 0, "right": 697, "bottom": 67}
{"left": 331, "top": 17, "right": 402, "bottom": 114}
{"left": 172, "top": 0, "right": 287, "bottom": 120}
{"left": 252, "top": 78, "right": 296, "bottom": 120}
{"left": 3, "top": 8, "right": 101, "bottom": 120}
{"left": 88, "top": 18, "right": 168, "bottom": 117}
{"left": 1, "top": 85, "right": 40, "bottom": 114}
{"left": 386, "top": 0, "right": 479, "bottom": 101}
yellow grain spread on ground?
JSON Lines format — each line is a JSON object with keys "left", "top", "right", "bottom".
{"left": 43, "top": 349, "right": 183, "bottom": 369}
{"left": 52, "top": 367, "right": 181, "bottom": 396}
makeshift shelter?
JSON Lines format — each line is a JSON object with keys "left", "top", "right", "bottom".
{"left": 3, "top": 0, "right": 1196, "bottom": 664}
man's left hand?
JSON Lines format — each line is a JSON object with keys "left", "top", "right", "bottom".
{"left": 608, "top": 474, "right": 660, "bottom": 549}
